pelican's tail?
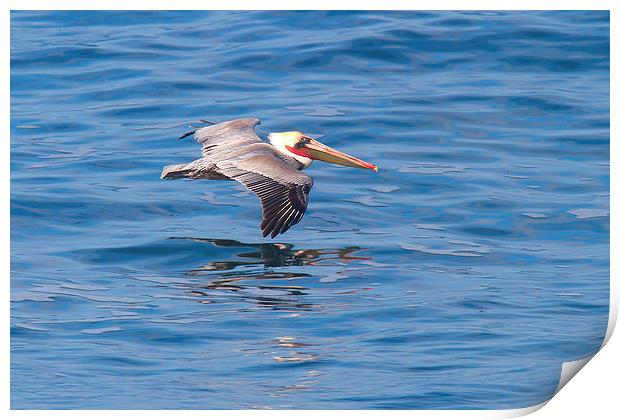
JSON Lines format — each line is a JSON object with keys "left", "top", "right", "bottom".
{"left": 161, "top": 160, "right": 230, "bottom": 181}
{"left": 178, "top": 120, "right": 216, "bottom": 140}
{"left": 161, "top": 163, "right": 192, "bottom": 180}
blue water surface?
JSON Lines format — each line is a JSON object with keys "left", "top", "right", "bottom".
{"left": 10, "top": 11, "right": 609, "bottom": 409}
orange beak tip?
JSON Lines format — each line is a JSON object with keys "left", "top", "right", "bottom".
{"left": 373, "top": 165, "right": 379, "bottom": 172}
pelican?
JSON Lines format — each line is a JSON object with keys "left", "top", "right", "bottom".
{"left": 161, "top": 118, "right": 378, "bottom": 238}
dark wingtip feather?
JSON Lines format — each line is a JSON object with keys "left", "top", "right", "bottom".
{"left": 279, "top": 213, "right": 298, "bottom": 235}
{"left": 178, "top": 129, "right": 197, "bottom": 140}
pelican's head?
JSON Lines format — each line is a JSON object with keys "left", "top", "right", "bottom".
{"left": 268, "top": 131, "right": 378, "bottom": 171}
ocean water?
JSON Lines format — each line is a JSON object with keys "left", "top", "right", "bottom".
{"left": 10, "top": 11, "right": 609, "bottom": 409}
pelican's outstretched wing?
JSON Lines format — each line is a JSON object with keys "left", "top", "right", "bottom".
{"left": 217, "top": 150, "right": 313, "bottom": 238}
{"left": 187, "top": 118, "right": 264, "bottom": 158}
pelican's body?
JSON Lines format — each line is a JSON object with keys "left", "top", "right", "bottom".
{"left": 161, "top": 118, "right": 377, "bottom": 238}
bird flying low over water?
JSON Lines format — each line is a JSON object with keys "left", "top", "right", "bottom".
{"left": 161, "top": 118, "right": 378, "bottom": 238}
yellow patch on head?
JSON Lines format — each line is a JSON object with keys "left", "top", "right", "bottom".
{"left": 268, "top": 131, "right": 305, "bottom": 147}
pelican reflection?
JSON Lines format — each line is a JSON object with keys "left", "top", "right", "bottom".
{"left": 169, "top": 237, "right": 372, "bottom": 310}
{"left": 171, "top": 237, "right": 370, "bottom": 271}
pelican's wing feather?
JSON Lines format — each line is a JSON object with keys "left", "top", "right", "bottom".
{"left": 217, "top": 151, "right": 313, "bottom": 238}
{"left": 191, "top": 118, "right": 263, "bottom": 158}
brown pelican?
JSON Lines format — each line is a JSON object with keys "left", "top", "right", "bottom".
{"left": 161, "top": 118, "right": 378, "bottom": 238}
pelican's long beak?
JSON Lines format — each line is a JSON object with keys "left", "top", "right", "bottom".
{"left": 301, "top": 139, "right": 378, "bottom": 171}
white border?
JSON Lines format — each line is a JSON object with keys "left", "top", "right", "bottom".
{"left": 3, "top": 1, "right": 616, "bottom": 418}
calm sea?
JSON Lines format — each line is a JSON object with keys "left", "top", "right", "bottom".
{"left": 11, "top": 11, "right": 609, "bottom": 409}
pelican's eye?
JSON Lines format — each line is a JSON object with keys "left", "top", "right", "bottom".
{"left": 295, "top": 137, "right": 311, "bottom": 148}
